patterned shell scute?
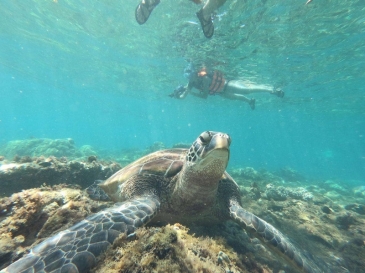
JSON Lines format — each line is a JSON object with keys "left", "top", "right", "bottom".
{"left": 101, "top": 149, "right": 186, "bottom": 190}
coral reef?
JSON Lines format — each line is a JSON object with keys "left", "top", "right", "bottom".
{"left": 231, "top": 167, "right": 268, "bottom": 181}
{"left": 0, "top": 186, "right": 110, "bottom": 268}
{"left": 234, "top": 169, "right": 365, "bottom": 273}
{"left": 93, "top": 224, "right": 254, "bottom": 273}
{"left": 0, "top": 138, "right": 80, "bottom": 158}
{"left": 323, "top": 180, "right": 348, "bottom": 194}
{"left": 0, "top": 164, "right": 364, "bottom": 272}
{"left": 353, "top": 185, "right": 365, "bottom": 197}
{"left": 264, "top": 183, "right": 314, "bottom": 201}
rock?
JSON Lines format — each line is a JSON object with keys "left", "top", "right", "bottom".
{"left": 324, "top": 191, "right": 341, "bottom": 200}
{"left": 87, "top": 155, "right": 97, "bottom": 163}
{"left": 324, "top": 180, "right": 348, "bottom": 194}
{"left": 336, "top": 213, "right": 357, "bottom": 230}
{"left": 352, "top": 186, "right": 365, "bottom": 197}
{"left": 344, "top": 204, "right": 365, "bottom": 215}
{"left": 38, "top": 159, "right": 53, "bottom": 167}
{"left": 217, "top": 250, "right": 232, "bottom": 272}
{"left": 321, "top": 205, "right": 333, "bottom": 214}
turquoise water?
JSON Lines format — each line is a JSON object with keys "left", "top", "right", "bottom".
{"left": 0, "top": 0, "right": 364, "bottom": 182}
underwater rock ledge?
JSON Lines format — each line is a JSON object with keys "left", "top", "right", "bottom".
{"left": 0, "top": 156, "right": 121, "bottom": 197}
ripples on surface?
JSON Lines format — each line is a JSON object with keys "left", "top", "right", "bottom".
{"left": 0, "top": 0, "right": 364, "bottom": 114}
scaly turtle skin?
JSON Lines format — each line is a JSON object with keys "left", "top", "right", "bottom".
{"left": 1, "top": 131, "right": 321, "bottom": 273}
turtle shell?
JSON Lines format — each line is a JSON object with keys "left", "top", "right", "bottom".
{"left": 100, "top": 149, "right": 186, "bottom": 202}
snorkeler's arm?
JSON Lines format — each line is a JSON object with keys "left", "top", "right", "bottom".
{"left": 189, "top": 90, "right": 208, "bottom": 99}
{"left": 178, "top": 84, "right": 191, "bottom": 99}
{"left": 179, "top": 79, "right": 208, "bottom": 99}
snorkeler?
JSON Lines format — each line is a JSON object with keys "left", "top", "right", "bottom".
{"left": 169, "top": 63, "right": 285, "bottom": 110}
{"left": 135, "top": 0, "right": 227, "bottom": 38}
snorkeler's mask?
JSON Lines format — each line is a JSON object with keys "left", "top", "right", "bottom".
{"left": 184, "top": 63, "right": 195, "bottom": 80}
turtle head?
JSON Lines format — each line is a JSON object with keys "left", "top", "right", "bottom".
{"left": 186, "top": 131, "right": 231, "bottom": 174}
{"left": 173, "top": 131, "right": 231, "bottom": 205}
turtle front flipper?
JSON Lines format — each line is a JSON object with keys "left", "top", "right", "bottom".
{"left": 1, "top": 195, "right": 160, "bottom": 273}
{"left": 229, "top": 200, "right": 322, "bottom": 273}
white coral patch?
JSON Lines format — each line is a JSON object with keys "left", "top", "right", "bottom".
{"left": 0, "top": 163, "right": 20, "bottom": 173}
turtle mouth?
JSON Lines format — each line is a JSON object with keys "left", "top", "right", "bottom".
{"left": 199, "top": 148, "right": 229, "bottom": 168}
{"left": 205, "top": 148, "right": 229, "bottom": 159}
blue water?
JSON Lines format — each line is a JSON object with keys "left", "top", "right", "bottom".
{"left": 0, "top": 0, "right": 365, "bottom": 183}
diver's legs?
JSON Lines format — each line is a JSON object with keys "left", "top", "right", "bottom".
{"left": 203, "top": 0, "right": 227, "bottom": 15}
{"left": 135, "top": 0, "right": 160, "bottom": 25}
{"left": 220, "top": 90, "right": 256, "bottom": 110}
{"left": 222, "top": 92, "right": 251, "bottom": 103}
{"left": 225, "top": 80, "right": 274, "bottom": 95}
{"left": 196, "top": 0, "right": 227, "bottom": 38}
{"left": 225, "top": 80, "right": 285, "bottom": 98}
{"left": 221, "top": 80, "right": 283, "bottom": 110}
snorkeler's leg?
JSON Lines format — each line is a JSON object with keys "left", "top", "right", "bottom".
{"left": 225, "top": 80, "right": 275, "bottom": 94}
{"left": 196, "top": 9, "right": 214, "bottom": 38}
{"left": 135, "top": 0, "right": 160, "bottom": 25}
{"left": 222, "top": 92, "right": 250, "bottom": 103}
{"left": 221, "top": 92, "right": 255, "bottom": 110}
{"left": 203, "top": 0, "right": 227, "bottom": 14}
{"left": 226, "top": 80, "right": 285, "bottom": 98}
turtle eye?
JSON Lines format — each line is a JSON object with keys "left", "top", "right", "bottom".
{"left": 227, "top": 134, "right": 231, "bottom": 145}
{"left": 199, "top": 131, "right": 212, "bottom": 144}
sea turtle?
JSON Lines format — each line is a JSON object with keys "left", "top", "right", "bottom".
{"left": 1, "top": 131, "right": 321, "bottom": 273}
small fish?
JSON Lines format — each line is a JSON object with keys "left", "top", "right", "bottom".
{"left": 215, "top": 11, "right": 227, "bottom": 21}
{"left": 185, "top": 21, "right": 198, "bottom": 25}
